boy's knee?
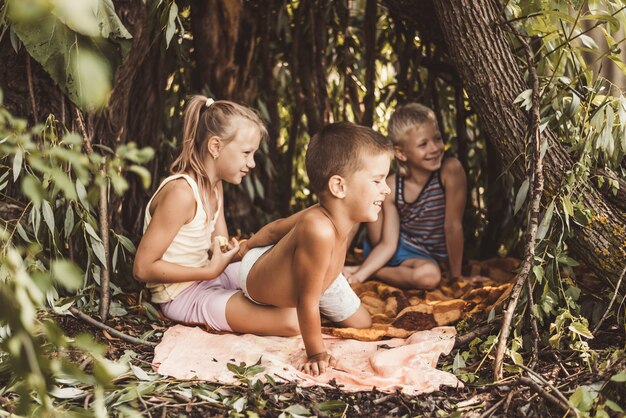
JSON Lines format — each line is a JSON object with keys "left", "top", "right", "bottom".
{"left": 280, "top": 312, "right": 300, "bottom": 337}
{"left": 411, "top": 263, "right": 441, "bottom": 290}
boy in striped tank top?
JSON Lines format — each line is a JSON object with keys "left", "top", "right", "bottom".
{"left": 344, "top": 103, "right": 467, "bottom": 289}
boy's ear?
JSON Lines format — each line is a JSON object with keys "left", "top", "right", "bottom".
{"left": 394, "top": 146, "right": 407, "bottom": 162}
{"left": 207, "top": 136, "right": 223, "bottom": 158}
{"left": 328, "top": 175, "right": 346, "bottom": 199}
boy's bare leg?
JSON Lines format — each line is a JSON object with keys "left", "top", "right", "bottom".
{"left": 225, "top": 292, "right": 299, "bottom": 336}
{"left": 375, "top": 258, "right": 441, "bottom": 290}
{"left": 334, "top": 305, "right": 372, "bottom": 329}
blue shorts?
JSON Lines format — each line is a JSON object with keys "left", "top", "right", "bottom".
{"left": 363, "top": 238, "right": 437, "bottom": 266}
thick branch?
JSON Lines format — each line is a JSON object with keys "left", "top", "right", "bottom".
{"left": 69, "top": 307, "right": 156, "bottom": 347}
{"left": 76, "top": 109, "right": 111, "bottom": 321}
{"left": 494, "top": 27, "right": 544, "bottom": 382}
{"left": 432, "top": 0, "right": 626, "bottom": 282}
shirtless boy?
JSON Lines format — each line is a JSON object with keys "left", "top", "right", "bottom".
{"left": 238, "top": 122, "right": 393, "bottom": 376}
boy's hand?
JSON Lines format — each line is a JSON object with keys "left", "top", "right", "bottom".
{"left": 298, "top": 351, "right": 337, "bottom": 376}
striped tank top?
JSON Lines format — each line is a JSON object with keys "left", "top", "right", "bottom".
{"left": 396, "top": 170, "right": 447, "bottom": 260}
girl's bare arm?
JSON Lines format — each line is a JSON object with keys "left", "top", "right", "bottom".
{"left": 133, "top": 181, "right": 237, "bottom": 283}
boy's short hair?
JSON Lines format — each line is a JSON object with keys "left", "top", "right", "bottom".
{"left": 306, "top": 122, "right": 392, "bottom": 195}
{"left": 388, "top": 103, "right": 436, "bottom": 146}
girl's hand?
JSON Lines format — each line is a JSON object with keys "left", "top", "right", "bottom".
{"left": 209, "top": 237, "right": 239, "bottom": 275}
{"left": 298, "top": 351, "right": 337, "bottom": 376}
{"left": 343, "top": 265, "right": 367, "bottom": 284}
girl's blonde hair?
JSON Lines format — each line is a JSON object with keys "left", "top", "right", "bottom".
{"left": 387, "top": 103, "right": 437, "bottom": 177}
{"left": 170, "top": 95, "right": 268, "bottom": 219}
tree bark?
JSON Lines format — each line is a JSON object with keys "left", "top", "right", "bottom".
{"left": 431, "top": 0, "right": 626, "bottom": 282}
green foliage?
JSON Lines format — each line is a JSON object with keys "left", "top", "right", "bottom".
{"left": 0, "top": 89, "right": 153, "bottom": 413}
{"left": 3, "top": 0, "right": 132, "bottom": 111}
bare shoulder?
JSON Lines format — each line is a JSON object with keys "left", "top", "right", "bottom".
{"left": 294, "top": 208, "right": 336, "bottom": 245}
{"left": 441, "top": 158, "right": 466, "bottom": 184}
{"left": 151, "top": 178, "right": 196, "bottom": 221}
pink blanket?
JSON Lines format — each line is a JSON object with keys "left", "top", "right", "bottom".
{"left": 153, "top": 325, "right": 461, "bottom": 395}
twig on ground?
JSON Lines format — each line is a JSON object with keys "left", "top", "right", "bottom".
{"left": 518, "top": 364, "right": 575, "bottom": 413}
{"left": 69, "top": 307, "right": 157, "bottom": 347}
{"left": 494, "top": 25, "right": 545, "bottom": 381}
{"left": 518, "top": 377, "right": 577, "bottom": 416}
{"left": 479, "top": 396, "right": 506, "bottom": 418}
{"left": 455, "top": 320, "right": 502, "bottom": 348}
{"left": 551, "top": 352, "right": 570, "bottom": 377}
{"left": 593, "top": 265, "right": 626, "bottom": 335}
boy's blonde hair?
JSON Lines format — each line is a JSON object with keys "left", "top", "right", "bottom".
{"left": 305, "top": 122, "right": 392, "bottom": 195}
{"left": 388, "top": 103, "right": 437, "bottom": 177}
{"left": 170, "top": 95, "right": 268, "bottom": 219}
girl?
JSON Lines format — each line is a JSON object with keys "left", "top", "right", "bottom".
{"left": 134, "top": 96, "right": 298, "bottom": 336}
{"left": 343, "top": 103, "right": 467, "bottom": 289}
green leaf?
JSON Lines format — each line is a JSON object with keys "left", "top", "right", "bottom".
{"left": 130, "top": 364, "right": 152, "bottom": 381}
{"left": 509, "top": 350, "right": 523, "bottom": 366}
{"left": 536, "top": 202, "right": 554, "bottom": 240}
{"left": 605, "top": 399, "right": 624, "bottom": 412}
{"left": 128, "top": 165, "right": 151, "bottom": 190}
{"left": 64, "top": 205, "right": 75, "bottom": 240}
{"left": 10, "top": 0, "right": 132, "bottom": 111}
{"left": 165, "top": 2, "right": 178, "bottom": 48}
{"left": 315, "top": 400, "right": 347, "bottom": 411}
{"left": 115, "top": 234, "right": 136, "bottom": 254}
{"left": 51, "top": 260, "right": 83, "bottom": 290}
{"left": 16, "top": 222, "right": 31, "bottom": 243}
{"left": 532, "top": 265, "right": 543, "bottom": 284}
{"left": 112, "top": 243, "right": 119, "bottom": 272}
{"left": 90, "top": 237, "right": 107, "bottom": 267}
{"left": 514, "top": 178, "right": 529, "bottom": 215}
{"left": 453, "top": 352, "right": 466, "bottom": 371}
{"left": 84, "top": 222, "right": 102, "bottom": 242}
{"left": 22, "top": 175, "right": 43, "bottom": 207}
{"left": 610, "top": 371, "right": 626, "bottom": 382}
{"left": 568, "top": 322, "right": 594, "bottom": 339}
{"left": 76, "top": 179, "right": 90, "bottom": 209}
{"left": 42, "top": 200, "right": 55, "bottom": 235}
{"left": 12, "top": 148, "right": 22, "bottom": 181}
{"left": 284, "top": 404, "right": 310, "bottom": 415}
{"left": 50, "top": 386, "right": 85, "bottom": 399}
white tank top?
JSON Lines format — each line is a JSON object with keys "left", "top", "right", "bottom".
{"left": 143, "top": 174, "right": 221, "bottom": 303}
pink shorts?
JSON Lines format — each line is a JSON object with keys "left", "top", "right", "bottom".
{"left": 160, "top": 262, "right": 240, "bottom": 331}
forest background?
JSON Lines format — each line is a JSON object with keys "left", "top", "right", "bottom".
{"left": 0, "top": 0, "right": 625, "bottom": 416}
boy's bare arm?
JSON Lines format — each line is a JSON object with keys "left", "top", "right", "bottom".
{"left": 442, "top": 159, "right": 467, "bottom": 279}
{"left": 244, "top": 205, "right": 318, "bottom": 253}
{"left": 349, "top": 177, "right": 399, "bottom": 281}
{"left": 293, "top": 217, "right": 336, "bottom": 359}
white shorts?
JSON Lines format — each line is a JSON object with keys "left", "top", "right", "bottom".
{"left": 239, "top": 245, "right": 361, "bottom": 322}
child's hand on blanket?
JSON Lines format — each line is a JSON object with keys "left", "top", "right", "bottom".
{"left": 298, "top": 351, "right": 337, "bottom": 376}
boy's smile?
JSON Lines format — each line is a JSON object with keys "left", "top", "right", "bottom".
{"left": 346, "top": 153, "right": 391, "bottom": 222}
{"left": 398, "top": 119, "right": 445, "bottom": 172}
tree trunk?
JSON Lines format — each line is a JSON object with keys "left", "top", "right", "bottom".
{"left": 432, "top": 0, "right": 626, "bottom": 282}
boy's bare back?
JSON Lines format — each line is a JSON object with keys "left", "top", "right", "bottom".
{"left": 246, "top": 206, "right": 347, "bottom": 307}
